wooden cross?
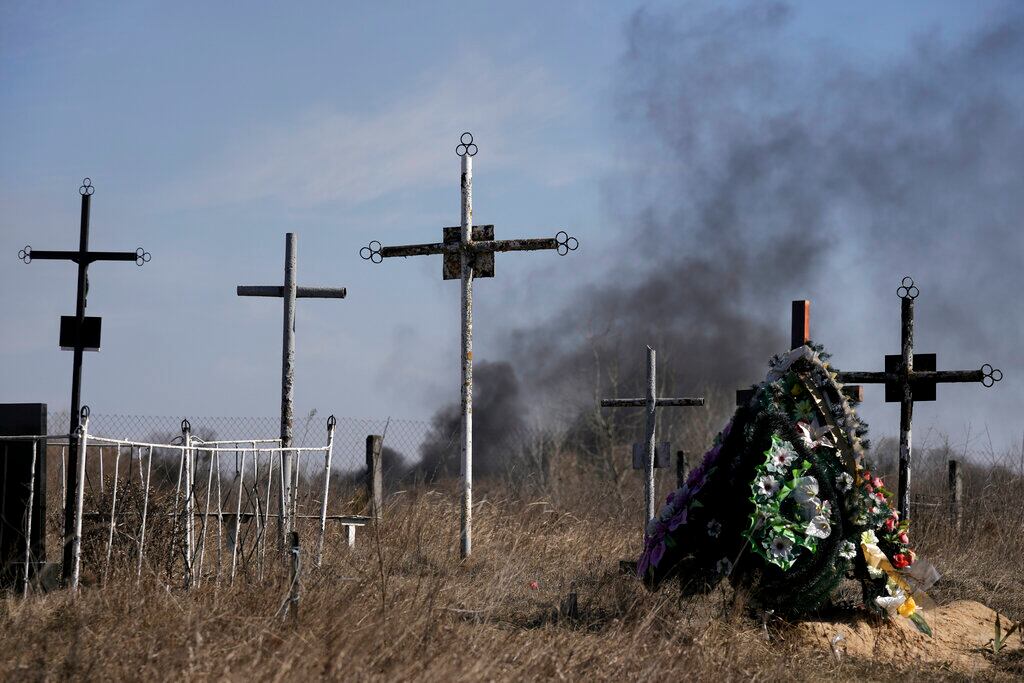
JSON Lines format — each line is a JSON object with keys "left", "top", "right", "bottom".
{"left": 736, "top": 300, "right": 864, "bottom": 406}
{"left": 360, "top": 133, "right": 579, "bottom": 558}
{"left": 834, "top": 277, "right": 1002, "bottom": 519}
{"left": 237, "top": 232, "right": 346, "bottom": 541}
{"left": 17, "top": 178, "right": 151, "bottom": 582}
{"left": 601, "top": 346, "right": 705, "bottom": 528}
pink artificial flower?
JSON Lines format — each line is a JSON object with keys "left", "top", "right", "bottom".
{"left": 898, "top": 531, "right": 909, "bottom": 545}
{"left": 872, "top": 476, "right": 884, "bottom": 490}
{"left": 884, "top": 517, "right": 896, "bottom": 531}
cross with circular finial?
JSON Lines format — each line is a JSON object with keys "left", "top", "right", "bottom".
{"left": 80, "top": 178, "right": 94, "bottom": 196}
{"left": 18, "top": 246, "right": 32, "bottom": 264}
{"left": 981, "top": 363, "right": 1003, "bottom": 387}
{"left": 135, "top": 247, "right": 152, "bottom": 266}
{"left": 555, "top": 231, "right": 579, "bottom": 256}
{"left": 897, "top": 276, "right": 919, "bottom": 300}
{"left": 456, "top": 132, "right": 478, "bottom": 157}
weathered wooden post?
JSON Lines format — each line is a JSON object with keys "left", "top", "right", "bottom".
{"left": 601, "top": 346, "right": 705, "bottom": 528}
{"left": 365, "top": 435, "right": 383, "bottom": 519}
{"left": 278, "top": 530, "right": 301, "bottom": 621}
{"left": 948, "top": 459, "right": 963, "bottom": 532}
{"left": 361, "top": 132, "right": 579, "bottom": 557}
{"left": 237, "top": 232, "right": 347, "bottom": 544}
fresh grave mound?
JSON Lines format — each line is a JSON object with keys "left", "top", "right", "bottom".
{"left": 639, "top": 344, "right": 938, "bottom": 632}
{"left": 794, "top": 600, "right": 1022, "bottom": 674}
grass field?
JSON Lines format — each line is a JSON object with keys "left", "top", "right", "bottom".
{"left": 2, "top": 441, "right": 1023, "bottom": 681}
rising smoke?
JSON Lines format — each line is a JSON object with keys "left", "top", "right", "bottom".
{"left": 423, "top": 3, "right": 1024, "bottom": 473}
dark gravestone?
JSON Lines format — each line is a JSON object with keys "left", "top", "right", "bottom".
{"left": 0, "top": 403, "right": 47, "bottom": 588}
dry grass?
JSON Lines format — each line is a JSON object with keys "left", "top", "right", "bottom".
{"left": 2, "top": 451, "right": 1023, "bottom": 681}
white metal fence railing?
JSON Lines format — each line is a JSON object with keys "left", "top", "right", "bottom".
{"left": 1, "top": 410, "right": 380, "bottom": 594}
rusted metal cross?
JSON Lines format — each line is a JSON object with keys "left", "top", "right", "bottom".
{"left": 17, "top": 178, "right": 151, "bottom": 583}
{"left": 237, "top": 232, "right": 346, "bottom": 543}
{"left": 835, "top": 277, "right": 1002, "bottom": 520}
{"left": 361, "top": 133, "right": 579, "bottom": 558}
{"left": 601, "top": 346, "right": 705, "bottom": 529}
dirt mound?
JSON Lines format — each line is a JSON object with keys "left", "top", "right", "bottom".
{"left": 792, "top": 600, "right": 1021, "bottom": 674}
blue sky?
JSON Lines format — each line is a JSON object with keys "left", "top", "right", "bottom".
{"left": 2, "top": 2, "right": 1020, "bottom": 454}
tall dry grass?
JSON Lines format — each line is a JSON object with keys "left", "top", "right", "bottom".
{"left": 2, "top": 439, "right": 1023, "bottom": 681}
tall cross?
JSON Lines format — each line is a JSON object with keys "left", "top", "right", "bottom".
{"left": 17, "top": 178, "right": 151, "bottom": 582}
{"left": 600, "top": 346, "right": 705, "bottom": 528}
{"left": 237, "top": 232, "right": 347, "bottom": 541}
{"left": 834, "top": 277, "right": 1002, "bottom": 519}
{"left": 360, "top": 133, "right": 579, "bottom": 558}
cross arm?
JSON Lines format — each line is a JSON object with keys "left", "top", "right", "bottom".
{"left": 836, "top": 366, "right": 1002, "bottom": 387}
{"left": 467, "top": 238, "right": 557, "bottom": 254}
{"left": 237, "top": 286, "right": 347, "bottom": 299}
{"left": 19, "top": 246, "right": 151, "bottom": 266}
{"left": 600, "top": 397, "right": 706, "bottom": 408}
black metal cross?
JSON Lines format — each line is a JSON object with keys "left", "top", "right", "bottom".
{"left": 237, "top": 232, "right": 346, "bottom": 543}
{"left": 17, "top": 178, "right": 151, "bottom": 582}
{"left": 360, "top": 133, "right": 579, "bottom": 558}
{"left": 834, "top": 277, "right": 1002, "bottom": 520}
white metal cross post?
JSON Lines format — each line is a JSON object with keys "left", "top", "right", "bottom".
{"left": 601, "top": 346, "right": 705, "bottom": 530}
{"left": 361, "top": 132, "right": 580, "bottom": 558}
{"left": 237, "top": 233, "right": 347, "bottom": 547}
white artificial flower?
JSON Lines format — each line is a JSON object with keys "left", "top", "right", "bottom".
{"left": 707, "top": 519, "right": 722, "bottom": 538}
{"left": 805, "top": 515, "right": 832, "bottom": 539}
{"left": 837, "top": 472, "right": 854, "bottom": 492}
{"left": 867, "top": 565, "right": 885, "bottom": 579}
{"left": 769, "top": 440, "right": 798, "bottom": 471}
{"left": 800, "top": 496, "right": 823, "bottom": 521}
{"left": 716, "top": 557, "right": 733, "bottom": 576}
{"left": 755, "top": 475, "right": 780, "bottom": 498}
{"left": 839, "top": 541, "right": 857, "bottom": 560}
{"left": 861, "top": 530, "right": 878, "bottom": 545}
{"left": 791, "top": 476, "right": 820, "bottom": 504}
{"left": 769, "top": 535, "right": 795, "bottom": 562}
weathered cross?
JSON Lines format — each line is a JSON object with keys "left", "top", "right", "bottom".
{"left": 17, "top": 178, "right": 150, "bottom": 582}
{"left": 600, "top": 346, "right": 705, "bottom": 529}
{"left": 360, "top": 133, "right": 579, "bottom": 558}
{"left": 834, "top": 277, "right": 1002, "bottom": 520}
{"left": 237, "top": 232, "right": 346, "bottom": 542}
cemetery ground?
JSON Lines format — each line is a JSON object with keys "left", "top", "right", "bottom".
{"left": 1, "top": 440, "right": 1022, "bottom": 681}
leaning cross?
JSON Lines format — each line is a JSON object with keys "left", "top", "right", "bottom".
{"left": 361, "top": 132, "right": 579, "bottom": 558}
{"left": 601, "top": 346, "right": 705, "bottom": 529}
{"left": 834, "top": 277, "right": 1002, "bottom": 520}
{"left": 17, "top": 178, "right": 151, "bottom": 583}
{"left": 237, "top": 232, "right": 347, "bottom": 542}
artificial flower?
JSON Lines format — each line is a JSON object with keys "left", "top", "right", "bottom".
{"left": 861, "top": 530, "right": 878, "bottom": 545}
{"left": 892, "top": 553, "right": 911, "bottom": 569}
{"left": 898, "top": 531, "right": 909, "bottom": 545}
{"left": 805, "top": 515, "right": 832, "bottom": 539}
{"left": 716, "top": 557, "right": 733, "bottom": 576}
{"left": 793, "top": 399, "right": 815, "bottom": 422}
{"left": 768, "top": 439, "right": 798, "bottom": 471}
{"left": 791, "top": 476, "right": 820, "bottom": 504}
{"left": 839, "top": 541, "right": 857, "bottom": 560}
{"left": 769, "top": 535, "right": 795, "bottom": 562}
{"left": 755, "top": 475, "right": 780, "bottom": 498}
{"left": 837, "top": 472, "right": 853, "bottom": 492}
